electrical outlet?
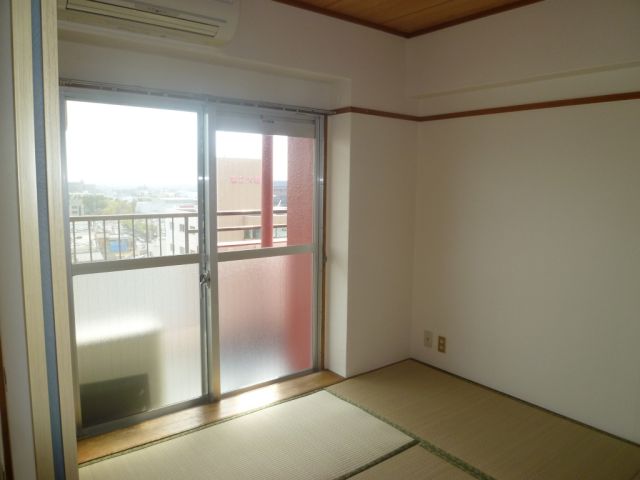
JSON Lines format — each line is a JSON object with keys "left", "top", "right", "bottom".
{"left": 437, "top": 336, "right": 446, "bottom": 353}
{"left": 423, "top": 330, "right": 433, "bottom": 348}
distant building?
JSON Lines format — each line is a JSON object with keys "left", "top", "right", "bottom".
{"left": 69, "top": 196, "right": 85, "bottom": 217}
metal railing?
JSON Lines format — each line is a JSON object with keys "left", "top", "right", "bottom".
{"left": 69, "top": 209, "right": 288, "bottom": 265}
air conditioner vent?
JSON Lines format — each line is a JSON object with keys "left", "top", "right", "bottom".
{"left": 61, "top": 0, "right": 240, "bottom": 45}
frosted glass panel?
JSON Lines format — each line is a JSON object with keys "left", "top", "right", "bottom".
{"left": 219, "top": 253, "right": 313, "bottom": 393}
{"left": 73, "top": 264, "right": 202, "bottom": 425}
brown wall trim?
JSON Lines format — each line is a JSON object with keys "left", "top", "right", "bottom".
{"left": 407, "top": 0, "right": 544, "bottom": 38}
{"left": 333, "top": 106, "right": 420, "bottom": 122}
{"left": 420, "top": 91, "right": 640, "bottom": 121}
{"left": 273, "top": 0, "right": 543, "bottom": 39}
{"left": 333, "top": 91, "right": 640, "bottom": 123}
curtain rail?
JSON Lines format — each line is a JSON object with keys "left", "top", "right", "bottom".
{"left": 59, "top": 78, "right": 334, "bottom": 116}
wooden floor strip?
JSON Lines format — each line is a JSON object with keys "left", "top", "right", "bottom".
{"left": 77, "top": 370, "right": 343, "bottom": 464}
{"left": 328, "top": 360, "right": 640, "bottom": 480}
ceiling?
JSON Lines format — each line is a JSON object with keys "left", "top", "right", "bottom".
{"left": 273, "top": 0, "right": 542, "bottom": 38}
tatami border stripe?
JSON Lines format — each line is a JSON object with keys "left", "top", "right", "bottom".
{"left": 325, "top": 389, "right": 496, "bottom": 480}
{"left": 337, "top": 439, "right": 419, "bottom": 480}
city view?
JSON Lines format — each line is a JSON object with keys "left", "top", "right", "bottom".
{"left": 67, "top": 175, "right": 288, "bottom": 263}
{"left": 65, "top": 100, "right": 292, "bottom": 263}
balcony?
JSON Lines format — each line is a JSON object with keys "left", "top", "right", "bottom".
{"left": 69, "top": 209, "right": 289, "bottom": 268}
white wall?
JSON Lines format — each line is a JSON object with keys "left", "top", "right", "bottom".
{"left": 223, "top": 0, "right": 411, "bottom": 113}
{"left": 406, "top": 0, "right": 640, "bottom": 114}
{"left": 58, "top": 0, "right": 417, "bottom": 378}
{"left": 54, "top": 0, "right": 640, "bottom": 442}
{"left": 345, "top": 114, "right": 416, "bottom": 375}
{"left": 58, "top": 40, "right": 340, "bottom": 112}
{"left": 326, "top": 113, "right": 416, "bottom": 376}
{"left": 59, "top": 0, "right": 410, "bottom": 113}
{"left": 411, "top": 99, "right": 640, "bottom": 443}
{"left": 325, "top": 114, "right": 351, "bottom": 376}
{"left": 406, "top": 0, "right": 640, "bottom": 443}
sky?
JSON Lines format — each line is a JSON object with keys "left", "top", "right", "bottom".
{"left": 65, "top": 100, "right": 288, "bottom": 188}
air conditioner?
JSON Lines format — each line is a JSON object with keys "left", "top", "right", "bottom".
{"left": 59, "top": 0, "right": 240, "bottom": 45}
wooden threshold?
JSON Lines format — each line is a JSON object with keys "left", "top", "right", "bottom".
{"left": 76, "top": 370, "right": 344, "bottom": 465}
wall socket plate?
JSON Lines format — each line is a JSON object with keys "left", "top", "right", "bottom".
{"left": 423, "top": 330, "right": 433, "bottom": 348}
{"left": 437, "top": 336, "right": 446, "bottom": 353}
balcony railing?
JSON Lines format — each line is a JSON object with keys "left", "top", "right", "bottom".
{"left": 69, "top": 209, "right": 287, "bottom": 269}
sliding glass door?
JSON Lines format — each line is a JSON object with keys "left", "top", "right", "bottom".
{"left": 63, "top": 95, "right": 207, "bottom": 434}
{"left": 62, "top": 91, "right": 323, "bottom": 434}
{"left": 214, "top": 108, "right": 320, "bottom": 394}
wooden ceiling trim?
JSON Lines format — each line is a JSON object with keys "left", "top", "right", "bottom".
{"left": 273, "top": 0, "right": 412, "bottom": 37}
{"left": 330, "top": 0, "right": 450, "bottom": 28}
{"left": 379, "top": 0, "right": 479, "bottom": 29}
{"left": 273, "top": 0, "right": 545, "bottom": 38}
{"left": 380, "top": 0, "right": 518, "bottom": 31}
{"left": 406, "top": 0, "right": 544, "bottom": 37}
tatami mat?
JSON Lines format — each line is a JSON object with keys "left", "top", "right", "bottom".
{"left": 329, "top": 360, "right": 640, "bottom": 480}
{"left": 352, "top": 445, "right": 474, "bottom": 480}
{"left": 79, "top": 391, "right": 414, "bottom": 480}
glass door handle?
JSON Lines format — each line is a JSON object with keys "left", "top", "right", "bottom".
{"left": 199, "top": 271, "right": 211, "bottom": 288}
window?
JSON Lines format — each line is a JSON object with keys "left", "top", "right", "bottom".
{"left": 61, "top": 91, "right": 324, "bottom": 432}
